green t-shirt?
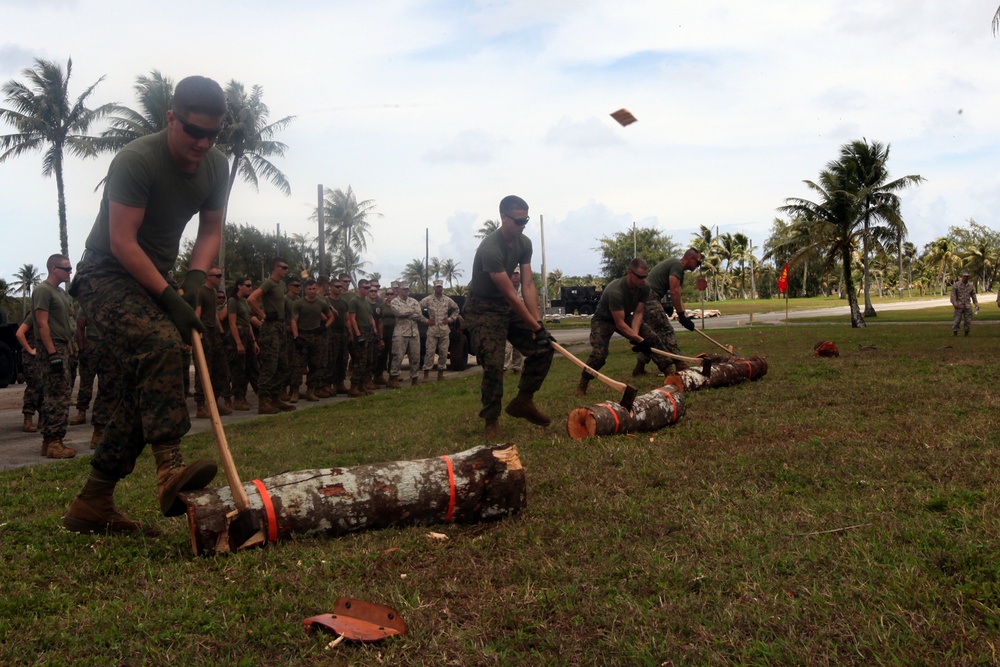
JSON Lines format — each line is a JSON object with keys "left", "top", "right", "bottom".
{"left": 293, "top": 298, "right": 331, "bottom": 331}
{"left": 32, "top": 281, "right": 73, "bottom": 343}
{"left": 469, "top": 229, "right": 532, "bottom": 300}
{"left": 349, "top": 295, "right": 374, "bottom": 333}
{"left": 328, "top": 298, "right": 348, "bottom": 333}
{"left": 197, "top": 285, "right": 219, "bottom": 329}
{"left": 227, "top": 296, "right": 252, "bottom": 333}
{"left": 85, "top": 130, "right": 229, "bottom": 274}
{"left": 379, "top": 299, "right": 396, "bottom": 328}
{"left": 647, "top": 258, "right": 685, "bottom": 299}
{"left": 260, "top": 277, "right": 286, "bottom": 320}
{"left": 594, "top": 277, "right": 649, "bottom": 324}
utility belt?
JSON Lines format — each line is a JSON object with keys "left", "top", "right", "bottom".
{"left": 264, "top": 312, "right": 283, "bottom": 323}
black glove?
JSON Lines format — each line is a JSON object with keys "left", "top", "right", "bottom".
{"left": 663, "top": 301, "right": 675, "bottom": 317}
{"left": 533, "top": 325, "right": 554, "bottom": 349}
{"left": 179, "top": 269, "right": 207, "bottom": 307}
{"left": 631, "top": 339, "right": 654, "bottom": 355}
{"left": 677, "top": 312, "right": 696, "bottom": 332}
{"left": 48, "top": 356, "right": 65, "bottom": 374}
{"left": 294, "top": 337, "right": 308, "bottom": 351}
{"left": 160, "top": 286, "right": 206, "bottom": 344}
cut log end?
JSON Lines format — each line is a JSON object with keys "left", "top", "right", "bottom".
{"left": 567, "top": 408, "right": 598, "bottom": 440}
{"left": 492, "top": 444, "right": 523, "bottom": 471}
{"left": 662, "top": 375, "right": 685, "bottom": 393}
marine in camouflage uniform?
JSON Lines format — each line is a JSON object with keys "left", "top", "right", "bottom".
{"left": 248, "top": 257, "right": 295, "bottom": 414}
{"left": 420, "top": 281, "right": 460, "bottom": 377}
{"left": 951, "top": 271, "right": 978, "bottom": 336}
{"left": 367, "top": 281, "right": 384, "bottom": 387}
{"left": 224, "top": 278, "right": 257, "bottom": 409}
{"left": 347, "top": 279, "right": 376, "bottom": 396}
{"left": 63, "top": 75, "right": 229, "bottom": 536}
{"left": 326, "top": 278, "right": 350, "bottom": 393}
{"left": 389, "top": 283, "right": 426, "bottom": 387}
{"left": 291, "top": 280, "right": 332, "bottom": 399}
{"left": 193, "top": 270, "right": 232, "bottom": 415}
{"left": 634, "top": 249, "right": 703, "bottom": 375}
{"left": 464, "top": 196, "right": 553, "bottom": 436}
{"left": 73, "top": 304, "right": 115, "bottom": 447}
{"left": 33, "top": 256, "right": 77, "bottom": 459}
{"left": 16, "top": 312, "right": 43, "bottom": 432}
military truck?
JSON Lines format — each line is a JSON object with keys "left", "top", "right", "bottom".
{"left": 0, "top": 309, "right": 21, "bottom": 388}
{"left": 555, "top": 286, "right": 602, "bottom": 315}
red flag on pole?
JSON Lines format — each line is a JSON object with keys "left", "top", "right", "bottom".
{"left": 777, "top": 263, "right": 789, "bottom": 294}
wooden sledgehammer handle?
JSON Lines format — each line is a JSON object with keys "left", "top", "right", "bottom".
{"left": 550, "top": 341, "right": 628, "bottom": 392}
{"left": 648, "top": 348, "right": 705, "bottom": 365}
{"left": 191, "top": 332, "right": 251, "bottom": 511}
{"left": 694, "top": 328, "right": 735, "bottom": 355}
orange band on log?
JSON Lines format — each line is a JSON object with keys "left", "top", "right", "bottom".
{"left": 653, "top": 387, "right": 680, "bottom": 423}
{"left": 597, "top": 403, "right": 621, "bottom": 433}
{"left": 741, "top": 360, "right": 753, "bottom": 379}
{"left": 440, "top": 456, "right": 456, "bottom": 522}
{"left": 252, "top": 479, "right": 278, "bottom": 544}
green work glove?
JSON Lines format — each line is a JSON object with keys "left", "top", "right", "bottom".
{"left": 160, "top": 286, "right": 205, "bottom": 344}
{"left": 179, "top": 269, "right": 207, "bottom": 307}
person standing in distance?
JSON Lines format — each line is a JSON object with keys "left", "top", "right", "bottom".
{"left": 951, "top": 269, "right": 978, "bottom": 336}
{"left": 33, "top": 254, "right": 77, "bottom": 459}
{"left": 63, "top": 76, "right": 227, "bottom": 535}
{"left": 465, "top": 195, "right": 554, "bottom": 438}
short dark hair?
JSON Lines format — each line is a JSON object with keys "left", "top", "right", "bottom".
{"left": 358, "top": 279, "right": 370, "bottom": 288}
{"left": 628, "top": 258, "right": 648, "bottom": 273}
{"left": 304, "top": 279, "right": 317, "bottom": 287}
{"left": 171, "top": 76, "right": 226, "bottom": 117}
{"left": 46, "top": 254, "right": 69, "bottom": 271}
{"left": 271, "top": 256, "right": 288, "bottom": 269}
{"left": 499, "top": 195, "right": 529, "bottom": 216}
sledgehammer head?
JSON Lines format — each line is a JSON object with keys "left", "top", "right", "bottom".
{"left": 700, "top": 358, "right": 713, "bottom": 377}
{"left": 620, "top": 385, "right": 638, "bottom": 411}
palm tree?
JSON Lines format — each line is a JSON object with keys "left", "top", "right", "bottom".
{"left": 216, "top": 81, "right": 294, "bottom": 274}
{"left": 403, "top": 259, "right": 427, "bottom": 292}
{"left": 428, "top": 257, "right": 443, "bottom": 282}
{"left": 11, "top": 263, "right": 42, "bottom": 316}
{"left": 0, "top": 58, "right": 113, "bottom": 256}
{"left": 779, "top": 167, "right": 867, "bottom": 327}
{"left": 439, "top": 258, "right": 463, "bottom": 288}
{"left": 332, "top": 245, "right": 369, "bottom": 286}
{"left": 99, "top": 70, "right": 173, "bottom": 151}
{"left": 902, "top": 241, "right": 917, "bottom": 297}
{"left": 316, "top": 186, "right": 381, "bottom": 262}
{"left": 836, "top": 139, "right": 923, "bottom": 317}
{"left": 475, "top": 219, "right": 500, "bottom": 239}
{"left": 690, "top": 225, "right": 725, "bottom": 300}
{"left": 924, "top": 238, "right": 961, "bottom": 296}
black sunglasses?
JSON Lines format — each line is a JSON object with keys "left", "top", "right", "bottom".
{"left": 56, "top": 265, "right": 73, "bottom": 273}
{"left": 506, "top": 213, "right": 529, "bottom": 226}
{"left": 630, "top": 270, "right": 648, "bottom": 280}
{"left": 175, "top": 113, "right": 222, "bottom": 141}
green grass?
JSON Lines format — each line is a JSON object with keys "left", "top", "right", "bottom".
{"left": 799, "top": 305, "right": 1000, "bottom": 323}
{"left": 3, "top": 324, "right": 1000, "bottom": 664}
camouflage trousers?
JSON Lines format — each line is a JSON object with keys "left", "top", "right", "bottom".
{"left": 636, "top": 296, "right": 681, "bottom": 368}
{"left": 953, "top": 306, "right": 973, "bottom": 334}
{"left": 349, "top": 334, "right": 372, "bottom": 388}
{"left": 292, "top": 329, "right": 329, "bottom": 389}
{"left": 378, "top": 324, "right": 394, "bottom": 375}
{"left": 194, "top": 326, "right": 232, "bottom": 403}
{"left": 73, "top": 259, "right": 190, "bottom": 478}
{"left": 225, "top": 327, "right": 256, "bottom": 399}
{"left": 38, "top": 341, "right": 72, "bottom": 440}
{"left": 75, "top": 337, "right": 102, "bottom": 411}
{"left": 257, "top": 321, "right": 287, "bottom": 399}
{"left": 21, "top": 349, "right": 43, "bottom": 416}
{"left": 327, "top": 330, "right": 348, "bottom": 386}
{"left": 585, "top": 318, "right": 671, "bottom": 376}
{"left": 391, "top": 334, "right": 421, "bottom": 378}
{"left": 76, "top": 337, "right": 116, "bottom": 428}
{"left": 423, "top": 329, "right": 449, "bottom": 370}
{"left": 465, "top": 296, "right": 553, "bottom": 421}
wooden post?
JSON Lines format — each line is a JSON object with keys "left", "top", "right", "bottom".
{"left": 567, "top": 386, "right": 685, "bottom": 440}
{"left": 182, "top": 444, "right": 526, "bottom": 556}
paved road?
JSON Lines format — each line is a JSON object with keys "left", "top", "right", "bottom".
{"left": 0, "top": 300, "right": 951, "bottom": 471}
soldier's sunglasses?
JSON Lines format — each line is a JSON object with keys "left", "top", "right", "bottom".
{"left": 175, "top": 113, "right": 222, "bottom": 142}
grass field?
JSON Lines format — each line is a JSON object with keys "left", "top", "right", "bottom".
{"left": 2, "top": 322, "right": 1000, "bottom": 665}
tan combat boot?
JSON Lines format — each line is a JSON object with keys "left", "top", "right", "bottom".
{"left": 387, "top": 376, "right": 400, "bottom": 389}
{"left": 195, "top": 403, "right": 209, "bottom": 419}
{"left": 258, "top": 397, "right": 280, "bottom": 415}
{"left": 69, "top": 410, "right": 87, "bottom": 426}
{"left": 153, "top": 442, "right": 218, "bottom": 517}
{"left": 44, "top": 437, "right": 77, "bottom": 459}
{"left": 90, "top": 427, "right": 104, "bottom": 449}
{"left": 288, "top": 388, "right": 300, "bottom": 403}
{"left": 273, "top": 397, "right": 297, "bottom": 412}
{"left": 505, "top": 391, "right": 551, "bottom": 427}
{"left": 437, "top": 369, "right": 445, "bottom": 381}
{"left": 217, "top": 399, "right": 233, "bottom": 416}
{"left": 23, "top": 414, "right": 37, "bottom": 433}
{"left": 485, "top": 419, "right": 500, "bottom": 439}
{"left": 347, "top": 387, "right": 365, "bottom": 398}
{"left": 232, "top": 397, "right": 251, "bottom": 411}
{"left": 303, "top": 388, "right": 320, "bottom": 402}
{"left": 63, "top": 469, "right": 144, "bottom": 535}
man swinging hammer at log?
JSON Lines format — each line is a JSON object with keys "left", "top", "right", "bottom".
{"left": 577, "top": 258, "right": 672, "bottom": 397}
{"left": 633, "top": 248, "right": 703, "bottom": 376}
{"left": 465, "top": 195, "right": 554, "bottom": 439}
{"left": 62, "top": 76, "right": 228, "bottom": 535}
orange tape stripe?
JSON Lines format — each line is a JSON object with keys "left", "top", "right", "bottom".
{"left": 252, "top": 479, "right": 278, "bottom": 544}
{"left": 653, "top": 387, "right": 680, "bottom": 423}
{"left": 597, "top": 403, "right": 621, "bottom": 433}
{"left": 740, "top": 359, "right": 753, "bottom": 379}
{"left": 440, "top": 456, "right": 456, "bottom": 522}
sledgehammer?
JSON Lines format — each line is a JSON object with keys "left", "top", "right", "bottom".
{"left": 550, "top": 341, "right": 638, "bottom": 411}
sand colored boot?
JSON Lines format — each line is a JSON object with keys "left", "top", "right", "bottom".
{"left": 303, "top": 388, "right": 320, "bottom": 402}
{"left": 387, "top": 376, "right": 400, "bottom": 389}
{"left": 258, "top": 397, "right": 279, "bottom": 415}
{"left": 195, "top": 403, "right": 209, "bottom": 419}
{"left": 153, "top": 441, "right": 218, "bottom": 517}
{"left": 289, "top": 388, "right": 300, "bottom": 403}
{"left": 23, "top": 414, "right": 37, "bottom": 433}
{"left": 90, "top": 427, "right": 104, "bottom": 449}
{"left": 505, "top": 391, "right": 551, "bottom": 427}
{"left": 69, "top": 410, "right": 87, "bottom": 426}
{"left": 44, "top": 436, "right": 77, "bottom": 459}
{"left": 63, "top": 469, "right": 144, "bottom": 535}
{"left": 232, "top": 397, "right": 251, "bottom": 411}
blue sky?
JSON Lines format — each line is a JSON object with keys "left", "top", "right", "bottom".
{"left": 2, "top": 0, "right": 1000, "bottom": 286}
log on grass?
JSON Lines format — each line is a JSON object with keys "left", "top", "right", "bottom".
{"left": 663, "top": 355, "right": 768, "bottom": 393}
{"left": 182, "top": 444, "right": 525, "bottom": 556}
{"left": 567, "top": 386, "right": 685, "bottom": 440}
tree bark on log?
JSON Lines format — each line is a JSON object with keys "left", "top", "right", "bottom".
{"left": 181, "top": 444, "right": 525, "bottom": 556}
{"left": 567, "top": 386, "right": 685, "bottom": 440}
{"left": 663, "top": 355, "right": 768, "bottom": 393}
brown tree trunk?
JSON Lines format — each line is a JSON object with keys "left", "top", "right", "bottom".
{"left": 663, "top": 355, "right": 768, "bottom": 393}
{"left": 182, "top": 444, "right": 525, "bottom": 556}
{"left": 567, "top": 386, "right": 685, "bottom": 440}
